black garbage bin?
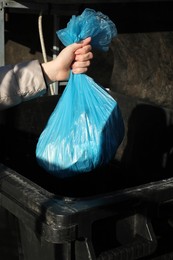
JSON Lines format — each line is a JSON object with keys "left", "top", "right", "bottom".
{"left": 0, "top": 94, "right": 173, "bottom": 260}
{"left": 0, "top": 162, "right": 160, "bottom": 260}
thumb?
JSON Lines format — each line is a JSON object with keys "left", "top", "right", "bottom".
{"left": 80, "top": 37, "right": 92, "bottom": 47}
{"left": 69, "top": 37, "right": 92, "bottom": 52}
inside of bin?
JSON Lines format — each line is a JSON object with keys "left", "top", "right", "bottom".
{"left": 0, "top": 94, "right": 172, "bottom": 198}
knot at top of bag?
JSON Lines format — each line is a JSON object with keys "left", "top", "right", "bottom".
{"left": 56, "top": 8, "right": 118, "bottom": 52}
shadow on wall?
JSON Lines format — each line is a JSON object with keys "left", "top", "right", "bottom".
{"left": 118, "top": 102, "right": 173, "bottom": 186}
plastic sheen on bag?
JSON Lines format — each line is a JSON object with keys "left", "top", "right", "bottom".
{"left": 36, "top": 8, "right": 125, "bottom": 178}
{"left": 57, "top": 8, "right": 117, "bottom": 52}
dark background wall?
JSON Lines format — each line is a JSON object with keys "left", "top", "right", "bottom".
{"left": 3, "top": 1, "right": 173, "bottom": 180}
{"left": 4, "top": 2, "right": 173, "bottom": 107}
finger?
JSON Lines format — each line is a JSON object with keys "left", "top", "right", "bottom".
{"left": 75, "top": 52, "right": 93, "bottom": 62}
{"left": 75, "top": 44, "right": 92, "bottom": 55}
{"left": 70, "top": 37, "right": 92, "bottom": 54}
{"left": 72, "top": 67, "right": 88, "bottom": 74}
{"left": 72, "top": 60, "right": 91, "bottom": 69}
{"left": 80, "top": 37, "right": 92, "bottom": 46}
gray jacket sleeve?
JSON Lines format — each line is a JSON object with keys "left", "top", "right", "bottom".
{"left": 0, "top": 60, "right": 47, "bottom": 110}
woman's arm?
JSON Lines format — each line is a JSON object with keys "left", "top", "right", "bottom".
{"left": 0, "top": 37, "right": 93, "bottom": 111}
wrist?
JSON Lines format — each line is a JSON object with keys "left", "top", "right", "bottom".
{"left": 40, "top": 62, "right": 55, "bottom": 86}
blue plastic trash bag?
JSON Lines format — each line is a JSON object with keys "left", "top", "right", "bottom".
{"left": 57, "top": 8, "right": 117, "bottom": 52}
{"left": 36, "top": 8, "right": 125, "bottom": 178}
